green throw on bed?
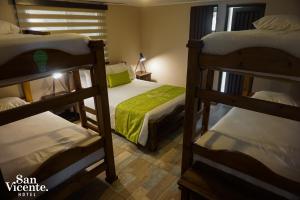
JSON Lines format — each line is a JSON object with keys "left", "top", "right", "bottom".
{"left": 115, "top": 85, "right": 185, "bottom": 144}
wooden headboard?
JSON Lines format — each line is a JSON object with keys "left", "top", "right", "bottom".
{"left": 21, "top": 82, "right": 33, "bottom": 102}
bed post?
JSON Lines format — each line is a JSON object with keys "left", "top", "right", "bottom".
{"left": 201, "top": 70, "right": 214, "bottom": 133}
{"left": 242, "top": 76, "right": 253, "bottom": 96}
{"left": 181, "top": 40, "right": 204, "bottom": 174}
{"left": 73, "top": 70, "right": 88, "bottom": 128}
{"left": 89, "top": 40, "right": 117, "bottom": 183}
{"left": 21, "top": 81, "right": 33, "bottom": 102}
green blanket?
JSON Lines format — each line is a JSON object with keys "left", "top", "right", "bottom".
{"left": 115, "top": 85, "right": 185, "bottom": 143}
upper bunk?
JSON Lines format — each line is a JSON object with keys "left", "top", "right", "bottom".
{"left": 188, "top": 15, "right": 300, "bottom": 82}
{"left": 185, "top": 15, "right": 300, "bottom": 125}
{"left": 0, "top": 19, "right": 103, "bottom": 87}
{"left": 0, "top": 33, "right": 91, "bottom": 66}
{"left": 202, "top": 29, "right": 300, "bottom": 58}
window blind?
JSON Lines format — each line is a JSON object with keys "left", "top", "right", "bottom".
{"left": 223, "top": 4, "right": 265, "bottom": 95}
{"left": 16, "top": 4, "right": 109, "bottom": 60}
{"left": 189, "top": 5, "right": 217, "bottom": 40}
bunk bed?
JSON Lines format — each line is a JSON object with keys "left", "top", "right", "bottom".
{"left": 76, "top": 64, "right": 185, "bottom": 151}
{"left": 0, "top": 29, "right": 117, "bottom": 199}
{"left": 179, "top": 27, "right": 300, "bottom": 199}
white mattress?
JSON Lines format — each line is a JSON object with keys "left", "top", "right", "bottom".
{"left": 201, "top": 30, "right": 300, "bottom": 82}
{"left": 195, "top": 91, "right": 300, "bottom": 196}
{"left": 84, "top": 79, "right": 185, "bottom": 146}
{"left": 202, "top": 30, "right": 300, "bottom": 58}
{"left": 0, "top": 33, "right": 90, "bottom": 65}
{"left": 0, "top": 111, "right": 104, "bottom": 189}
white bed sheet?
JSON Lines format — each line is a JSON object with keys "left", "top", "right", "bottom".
{"left": 84, "top": 79, "right": 185, "bottom": 146}
{"left": 202, "top": 30, "right": 300, "bottom": 57}
{"left": 0, "top": 33, "right": 90, "bottom": 65}
{"left": 0, "top": 111, "right": 103, "bottom": 188}
{"left": 195, "top": 91, "right": 300, "bottom": 184}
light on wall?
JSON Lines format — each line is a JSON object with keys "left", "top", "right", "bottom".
{"left": 52, "top": 72, "right": 63, "bottom": 80}
{"left": 52, "top": 72, "right": 67, "bottom": 95}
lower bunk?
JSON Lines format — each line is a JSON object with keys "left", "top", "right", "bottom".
{"left": 179, "top": 91, "right": 300, "bottom": 199}
{"left": 0, "top": 109, "right": 114, "bottom": 199}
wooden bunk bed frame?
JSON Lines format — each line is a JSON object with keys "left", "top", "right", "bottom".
{"left": 74, "top": 71, "right": 185, "bottom": 152}
{"left": 179, "top": 40, "right": 300, "bottom": 199}
{"left": 0, "top": 39, "right": 117, "bottom": 199}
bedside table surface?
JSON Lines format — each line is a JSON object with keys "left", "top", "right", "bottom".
{"left": 136, "top": 71, "right": 151, "bottom": 77}
{"left": 136, "top": 71, "right": 152, "bottom": 81}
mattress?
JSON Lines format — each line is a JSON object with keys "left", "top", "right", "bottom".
{"left": 84, "top": 79, "right": 185, "bottom": 146}
{"left": 0, "top": 111, "right": 104, "bottom": 190}
{"left": 202, "top": 30, "right": 300, "bottom": 58}
{"left": 202, "top": 30, "right": 300, "bottom": 82}
{"left": 0, "top": 33, "right": 90, "bottom": 65}
{"left": 195, "top": 91, "right": 300, "bottom": 198}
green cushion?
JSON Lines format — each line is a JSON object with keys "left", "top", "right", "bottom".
{"left": 107, "top": 70, "right": 131, "bottom": 88}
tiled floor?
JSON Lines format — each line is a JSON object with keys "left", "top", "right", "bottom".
{"left": 69, "top": 104, "right": 231, "bottom": 200}
{"left": 69, "top": 129, "right": 183, "bottom": 200}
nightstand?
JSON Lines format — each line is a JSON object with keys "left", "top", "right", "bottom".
{"left": 136, "top": 71, "right": 152, "bottom": 81}
{"left": 41, "top": 91, "right": 80, "bottom": 122}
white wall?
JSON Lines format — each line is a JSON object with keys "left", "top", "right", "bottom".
{"left": 266, "top": 0, "right": 300, "bottom": 15}
{"left": 0, "top": 0, "right": 17, "bottom": 24}
{"left": 106, "top": 5, "right": 141, "bottom": 66}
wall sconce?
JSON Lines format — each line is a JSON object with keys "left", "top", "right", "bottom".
{"left": 135, "top": 53, "right": 147, "bottom": 73}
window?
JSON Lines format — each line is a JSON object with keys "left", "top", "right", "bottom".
{"left": 16, "top": 2, "right": 108, "bottom": 61}
{"left": 211, "top": 7, "right": 218, "bottom": 32}
{"left": 220, "top": 6, "right": 237, "bottom": 92}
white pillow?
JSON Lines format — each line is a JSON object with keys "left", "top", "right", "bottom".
{"left": 0, "top": 97, "right": 28, "bottom": 112}
{"left": 253, "top": 91, "right": 299, "bottom": 107}
{"left": 79, "top": 63, "right": 134, "bottom": 88}
{"left": 0, "top": 20, "right": 20, "bottom": 34}
{"left": 253, "top": 15, "right": 300, "bottom": 31}
{"left": 106, "top": 63, "right": 135, "bottom": 80}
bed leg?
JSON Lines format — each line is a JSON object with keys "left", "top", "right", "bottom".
{"left": 148, "top": 120, "right": 158, "bottom": 152}
{"left": 181, "top": 187, "right": 190, "bottom": 200}
{"left": 105, "top": 169, "right": 118, "bottom": 184}
{"left": 105, "top": 173, "right": 118, "bottom": 184}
